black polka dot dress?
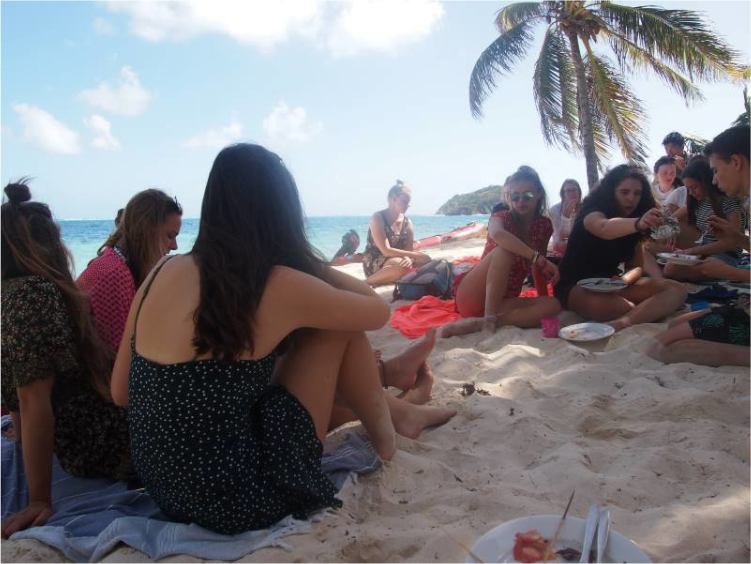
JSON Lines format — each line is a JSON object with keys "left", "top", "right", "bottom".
{"left": 128, "top": 351, "right": 342, "bottom": 535}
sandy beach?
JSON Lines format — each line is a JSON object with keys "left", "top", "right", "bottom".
{"left": 3, "top": 238, "right": 749, "bottom": 563}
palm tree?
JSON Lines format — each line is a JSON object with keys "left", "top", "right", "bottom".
{"left": 731, "top": 85, "right": 750, "bottom": 127}
{"left": 469, "top": 1, "right": 747, "bottom": 190}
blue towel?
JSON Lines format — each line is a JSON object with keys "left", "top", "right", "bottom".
{"left": 685, "top": 283, "right": 738, "bottom": 303}
{"left": 1, "top": 416, "right": 380, "bottom": 561}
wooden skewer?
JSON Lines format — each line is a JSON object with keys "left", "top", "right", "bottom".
{"left": 442, "top": 527, "right": 486, "bottom": 563}
{"left": 543, "top": 489, "right": 576, "bottom": 562}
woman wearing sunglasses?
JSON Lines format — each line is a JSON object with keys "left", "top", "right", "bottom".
{"left": 441, "top": 166, "right": 561, "bottom": 337}
{"left": 553, "top": 165, "right": 687, "bottom": 331}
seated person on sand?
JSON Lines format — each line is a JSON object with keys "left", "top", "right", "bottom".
{"left": 649, "top": 126, "right": 750, "bottom": 367}
{"left": 548, "top": 178, "right": 582, "bottom": 260}
{"left": 361, "top": 180, "right": 431, "bottom": 286}
{"left": 552, "top": 165, "right": 688, "bottom": 332}
{"left": 111, "top": 144, "right": 455, "bottom": 536}
{"left": 664, "top": 157, "right": 747, "bottom": 282}
{"left": 77, "top": 189, "right": 183, "bottom": 354}
{"left": 1, "top": 182, "right": 132, "bottom": 538}
{"left": 441, "top": 166, "right": 561, "bottom": 338}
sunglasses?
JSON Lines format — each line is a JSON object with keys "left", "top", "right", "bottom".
{"left": 508, "top": 191, "right": 536, "bottom": 202}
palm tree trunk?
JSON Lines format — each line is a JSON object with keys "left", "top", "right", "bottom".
{"left": 565, "top": 29, "right": 599, "bottom": 191}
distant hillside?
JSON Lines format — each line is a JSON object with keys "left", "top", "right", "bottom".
{"left": 436, "top": 185, "right": 502, "bottom": 215}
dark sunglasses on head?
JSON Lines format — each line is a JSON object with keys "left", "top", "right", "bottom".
{"left": 509, "top": 191, "right": 535, "bottom": 202}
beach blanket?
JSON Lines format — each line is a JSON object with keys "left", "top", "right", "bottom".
{"left": 1, "top": 417, "right": 380, "bottom": 562}
{"left": 390, "top": 295, "right": 462, "bottom": 338}
{"left": 685, "top": 283, "right": 739, "bottom": 303}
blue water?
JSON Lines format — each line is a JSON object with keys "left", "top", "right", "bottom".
{"left": 60, "top": 215, "right": 487, "bottom": 276}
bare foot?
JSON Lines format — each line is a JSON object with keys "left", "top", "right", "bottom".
{"left": 440, "top": 317, "right": 485, "bottom": 338}
{"left": 608, "top": 318, "right": 631, "bottom": 332}
{"left": 388, "top": 397, "right": 456, "bottom": 440}
{"left": 383, "top": 328, "right": 437, "bottom": 391}
{"left": 400, "top": 362, "right": 434, "bottom": 405}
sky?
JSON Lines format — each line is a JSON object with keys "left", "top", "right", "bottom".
{"left": 1, "top": 0, "right": 750, "bottom": 220}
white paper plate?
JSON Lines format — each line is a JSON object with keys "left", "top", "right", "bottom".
{"left": 467, "top": 515, "right": 652, "bottom": 563}
{"left": 577, "top": 278, "right": 628, "bottom": 293}
{"left": 657, "top": 252, "right": 704, "bottom": 266}
{"left": 559, "top": 323, "right": 615, "bottom": 342}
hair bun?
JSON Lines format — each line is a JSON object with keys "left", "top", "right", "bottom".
{"left": 5, "top": 182, "right": 31, "bottom": 205}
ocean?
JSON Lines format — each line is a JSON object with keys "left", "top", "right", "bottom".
{"left": 60, "top": 215, "right": 487, "bottom": 276}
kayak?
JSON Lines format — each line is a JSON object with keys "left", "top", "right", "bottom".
{"left": 413, "top": 221, "right": 487, "bottom": 250}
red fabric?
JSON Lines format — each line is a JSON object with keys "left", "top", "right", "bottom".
{"left": 481, "top": 211, "right": 553, "bottom": 298}
{"left": 77, "top": 247, "right": 136, "bottom": 354}
{"left": 519, "top": 283, "right": 555, "bottom": 298}
{"left": 452, "top": 256, "right": 481, "bottom": 266}
{"left": 390, "top": 296, "right": 462, "bottom": 339}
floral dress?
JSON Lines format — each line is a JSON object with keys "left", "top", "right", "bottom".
{"left": 1, "top": 275, "right": 132, "bottom": 480}
{"left": 362, "top": 211, "right": 410, "bottom": 277}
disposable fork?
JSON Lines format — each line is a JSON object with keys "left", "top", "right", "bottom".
{"left": 596, "top": 509, "right": 611, "bottom": 563}
{"left": 579, "top": 504, "right": 599, "bottom": 563}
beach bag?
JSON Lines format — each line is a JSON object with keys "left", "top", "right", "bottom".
{"left": 393, "top": 259, "right": 454, "bottom": 301}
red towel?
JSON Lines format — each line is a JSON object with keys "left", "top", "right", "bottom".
{"left": 390, "top": 295, "right": 462, "bottom": 339}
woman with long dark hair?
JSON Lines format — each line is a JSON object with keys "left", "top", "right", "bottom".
{"left": 664, "top": 157, "right": 746, "bottom": 281}
{"left": 554, "top": 165, "right": 687, "bottom": 331}
{"left": 110, "top": 144, "right": 455, "bottom": 535}
{"left": 77, "top": 189, "right": 182, "bottom": 354}
{"left": 1, "top": 181, "right": 131, "bottom": 537}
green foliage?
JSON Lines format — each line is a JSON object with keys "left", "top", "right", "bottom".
{"left": 732, "top": 85, "right": 750, "bottom": 127}
{"left": 436, "top": 185, "right": 502, "bottom": 215}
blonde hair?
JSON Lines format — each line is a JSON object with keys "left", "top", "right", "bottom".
{"left": 388, "top": 179, "right": 411, "bottom": 200}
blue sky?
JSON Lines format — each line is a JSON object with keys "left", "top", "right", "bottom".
{"left": 2, "top": 1, "right": 749, "bottom": 219}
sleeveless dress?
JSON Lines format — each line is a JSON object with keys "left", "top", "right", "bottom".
{"left": 128, "top": 259, "right": 341, "bottom": 535}
{"left": 362, "top": 211, "right": 410, "bottom": 277}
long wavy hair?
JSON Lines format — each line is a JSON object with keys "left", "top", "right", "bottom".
{"left": 1, "top": 180, "right": 112, "bottom": 398}
{"left": 98, "top": 189, "right": 182, "bottom": 287}
{"left": 683, "top": 157, "right": 726, "bottom": 226}
{"left": 191, "top": 144, "right": 327, "bottom": 360}
{"left": 578, "top": 165, "right": 656, "bottom": 226}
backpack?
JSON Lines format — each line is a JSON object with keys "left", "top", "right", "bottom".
{"left": 393, "top": 259, "right": 454, "bottom": 301}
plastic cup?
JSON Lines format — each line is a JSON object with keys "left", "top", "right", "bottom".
{"left": 541, "top": 317, "right": 560, "bottom": 338}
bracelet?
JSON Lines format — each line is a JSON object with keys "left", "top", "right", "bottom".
{"left": 635, "top": 216, "right": 645, "bottom": 233}
{"left": 484, "top": 315, "right": 498, "bottom": 326}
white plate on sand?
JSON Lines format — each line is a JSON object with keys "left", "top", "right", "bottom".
{"left": 577, "top": 278, "right": 628, "bottom": 293}
{"left": 467, "top": 515, "right": 652, "bottom": 563}
{"left": 559, "top": 323, "right": 615, "bottom": 342}
{"left": 657, "top": 252, "right": 704, "bottom": 266}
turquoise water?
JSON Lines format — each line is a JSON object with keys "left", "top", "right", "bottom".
{"left": 61, "top": 215, "right": 487, "bottom": 276}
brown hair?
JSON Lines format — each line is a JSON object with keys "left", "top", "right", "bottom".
{"left": 387, "top": 179, "right": 411, "bottom": 200}
{"left": 99, "top": 189, "right": 182, "bottom": 287}
{"left": 1, "top": 179, "right": 113, "bottom": 398}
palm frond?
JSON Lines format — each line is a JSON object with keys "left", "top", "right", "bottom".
{"left": 495, "top": 2, "right": 545, "bottom": 33}
{"left": 470, "top": 20, "right": 536, "bottom": 118}
{"left": 533, "top": 27, "right": 579, "bottom": 151}
{"left": 597, "top": 2, "right": 747, "bottom": 82}
{"left": 584, "top": 48, "right": 648, "bottom": 165}
{"left": 683, "top": 134, "right": 708, "bottom": 155}
{"left": 732, "top": 85, "right": 750, "bottom": 127}
{"left": 603, "top": 30, "right": 704, "bottom": 103}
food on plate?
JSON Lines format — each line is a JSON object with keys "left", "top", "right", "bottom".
{"left": 512, "top": 529, "right": 583, "bottom": 563}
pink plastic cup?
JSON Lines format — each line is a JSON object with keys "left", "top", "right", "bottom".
{"left": 541, "top": 317, "right": 560, "bottom": 338}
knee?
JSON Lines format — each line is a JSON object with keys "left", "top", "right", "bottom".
{"left": 659, "top": 279, "right": 688, "bottom": 301}
{"left": 544, "top": 297, "right": 562, "bottom": 316}
{"left": 488, "top": 247, "right": 514, "bottom": 265}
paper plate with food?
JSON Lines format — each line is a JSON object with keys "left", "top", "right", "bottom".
{"left": 558, "top": 323, "right": 614, "bottom": 342}
{"left": 467, "top": 515, "right": 651, "bottom": 563}
{"left": 657, "top": 252, "right": 704, "bottom": 266}
{"left": 576, "top": 278, "right": 628, "bottom": 293}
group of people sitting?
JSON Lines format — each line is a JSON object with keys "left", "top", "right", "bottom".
{"left": 1, "top": 126, "right": 748, "bottom": 540}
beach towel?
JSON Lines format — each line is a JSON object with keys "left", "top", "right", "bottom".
{"left": 685, "top": 283, "right": 739, "bottom": 304}
{"left": 1, "top": 417, "right": 380, "bottom": 562}
{"left": 390, "top": 295, "right": 462, "bottom": 338}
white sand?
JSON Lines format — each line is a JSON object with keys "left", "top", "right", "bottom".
{"left": 4, "top": 238, "right": 749, "bottom": 563}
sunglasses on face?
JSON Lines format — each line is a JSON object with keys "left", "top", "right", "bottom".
{"left": 509, "top": 191, "right": 535, "bottom": 202}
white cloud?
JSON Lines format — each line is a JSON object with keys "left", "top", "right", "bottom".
{"left": 79, "top": 66, "right": 152, "bottom": 116}
{"left": 326, "top": 0, "right": 444, "bottom": 57}
{"left": 85, "top": 114, "right": 121, "bottom": 151}
{"left": 93, "top": 17, "right": 116, "bottom": 35}
{"left": 182, "top": 118, "right": 243, "bottom": 149}
{"left": 104, "top": 0, "right": 443, "bottom": 56}
{"left": 262, "top": 101, "right": 322, "bottom": 145}
{"left": 12, "top": 103, "right": 81, "bottom": 155}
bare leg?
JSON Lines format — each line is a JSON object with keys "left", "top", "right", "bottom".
{"left": 399, "top": 362, "right": 435, "bottom": 405}
{"left": 441, "top": 296, "right": 561, "bottom": 337}
{"left": 365, "top": 257, "right": 412, "bottom": 286}
{"left": 643, "top": 251, "right": 665, "bottom": 279}
{"left": 610, "top": 279, "right": 688, "bottom": 331}
{"left": 381, "top": 328, "right": 436, "bottom": 391}
{"left": 647, "top": 321, "right": 750, "bottom": 366}
{"left": 273, "top": 329, "right": 396, "bottom": 459}
{"left": 453, "top": 247, "right": 514, "bottom": 318}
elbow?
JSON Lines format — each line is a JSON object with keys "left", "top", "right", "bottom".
{"left": 111, "top": 385, "right": 129, "bottom": 407}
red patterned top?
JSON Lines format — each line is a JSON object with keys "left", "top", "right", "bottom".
{"left": 77, "top": 247, "right": 135, "bottom": 354}
{"left": 481, "top": 210, "right": 553, "bottom": 298}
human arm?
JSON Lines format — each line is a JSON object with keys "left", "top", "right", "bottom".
{"left": 683, "top": 211, "right": 742, "bottom": 256}
{"left": 1, "top": 378, "right": 55, "bottom": 537}
{"left": 672, "top": 205, "right": 688, "bottom": 222}
{"left": 707, "top": 215, "right": 750, "bottom": 252}
{"left": 620, "top": 242, "right": 645, "bottom": 285}
{"left": 368, "top": 213, "right": 428, "bottom": 263}
{"left": 695, "top": 258, "right": 751, "bottom": 282}
{"left": 583, "top": 209, "right": 662, "bottom": 240}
